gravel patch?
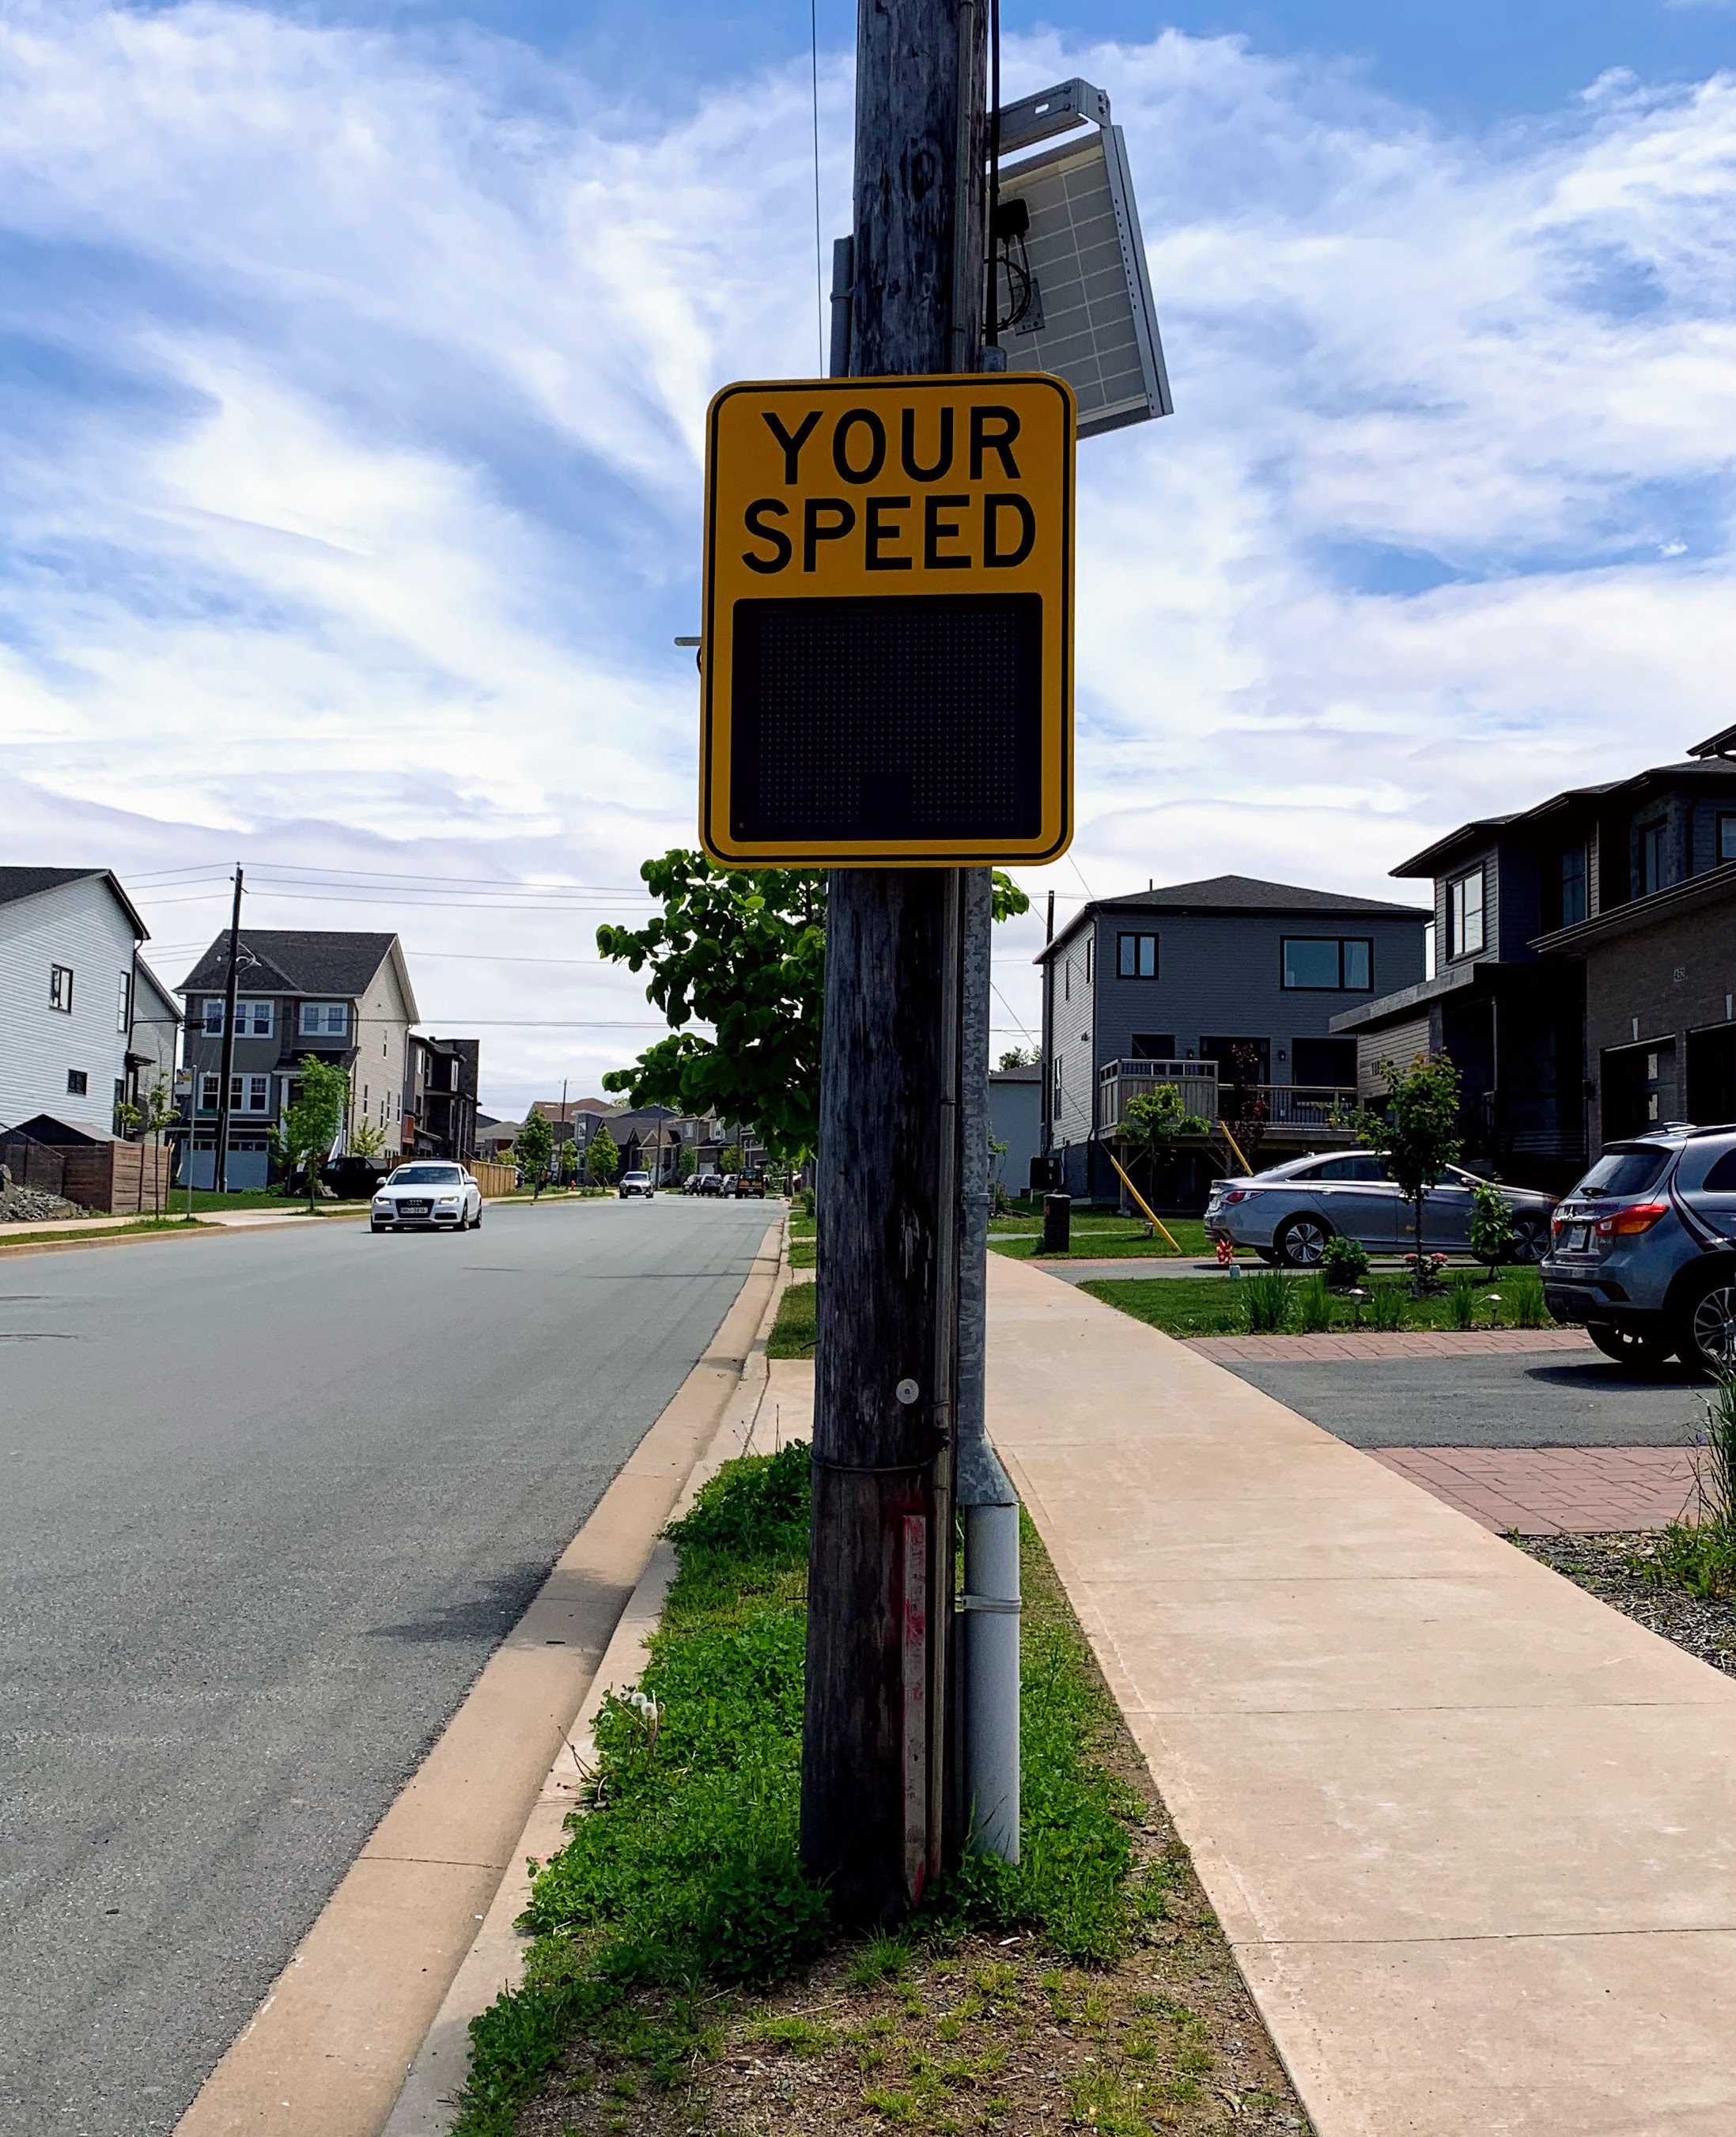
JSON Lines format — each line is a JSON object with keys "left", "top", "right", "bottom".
{"left": 1517, "top": 1533, "right": 1736, "bottom": 1677}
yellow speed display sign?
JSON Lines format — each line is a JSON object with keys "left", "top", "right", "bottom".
{"left": 700, "top": 374, "right": 1075, "bottom": 867}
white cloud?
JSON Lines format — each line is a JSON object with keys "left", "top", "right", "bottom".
{"left": 2, "top": 6, "right": 1736, "bottom": 1091}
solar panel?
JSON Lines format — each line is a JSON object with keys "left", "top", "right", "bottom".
{"left": 993, "top": 125, "right": 1172, "bottom": 437}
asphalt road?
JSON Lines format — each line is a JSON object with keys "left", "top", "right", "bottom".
{"left": 0, "top": 1196, "right": 772, "bottom": 2137}
{"left": 1216, "top": 1349, "right": 1711, "bottom": 1448}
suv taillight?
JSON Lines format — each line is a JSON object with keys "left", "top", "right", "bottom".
{"left": 1594, "top": 1201, "right": 1670, "bottom": 1238}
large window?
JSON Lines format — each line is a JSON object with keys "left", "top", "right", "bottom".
{"left": 116, "top": 973, "right": 132, "bottom": 1034}
{"left": 1560, "top": 845, "right": 1587, "bottom": 926}
{"left": 1117, "top": 932, "right": 1158, "bottom": 979}
{"left": 199, "top": 1073, "right": 270, "bottom": 1113}
{"left": 203, "top": 999, "right": 274, "bottom": 1038}
{"left": 1719, "top": 814, "right": 1736, "bottom": 866}
{"left": 1281, "top": 938, "right": 1373, "bottom": 991}
{"left": 300, "top": 1001, "right": 350, "bottom": 1038}
{"left": 1640, "top": 820, "right": 1670, "bottom": 896}
{"left": 49, "top": 964, "right": 74, "bottom": 1012}
{"left": 1447, "top": 869, "right": 1484, "bottom": 959}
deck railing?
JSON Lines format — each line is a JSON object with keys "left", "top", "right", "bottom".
{"left": 1096, "top": 1060, "right": 1359, "bottom": 1140}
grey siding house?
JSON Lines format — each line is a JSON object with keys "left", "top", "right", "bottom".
{"left": 1040, "top": 875, "right": 1430, "bottom": 1205}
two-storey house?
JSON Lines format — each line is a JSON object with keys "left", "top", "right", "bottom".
{"left": 1040, "top": 875, "right": 1431, "bottom": 1205}
{"left": 0, "top": 868, "right": 153, "bottom": 1140}
{"left": 405, "top": 1035, "right": 481, "bottom": 1160}
{"left": 176, "top": 930, "right": 418, "bottom": 1188}
{"left": 1335, "top": 739, "right": 1736, "bottom": 1181}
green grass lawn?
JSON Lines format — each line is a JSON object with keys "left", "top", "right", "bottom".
{"left": 991, "top": 1217, "right": 1220, "bottom": 1260}
{"left": 1084, "top": 1266, "right": 1549, "bottom": 1341}
{"left": 767, "top": 1280, "right": 817, "bottom": 1359}
{"left": 0, "top": 1216, "right": 208, "bottom": 1250}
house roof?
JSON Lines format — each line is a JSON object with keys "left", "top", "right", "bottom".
{"left": 0, "top": 867, "right": 148, "bottom": 940}
{"left": 1531, "top": 856, "right": 1736, "bottom": 955}
{"left": 990, "top": 1064, "right": 1042, "bottom": 1082}
{"left": 1689, "top": 724, "right": 1736, "bottom": 760}
{"left": 529, "top": 1095, "right": 618, "bottom": 1121}
{"left": 1390, "top": 757, "right": 1736, "bottom": 879}
{"left": 179, "top": 930, "right": 414, "bottom": 1018}
{"left": 1036, "top": 874, "right": 1429, "bottom": 961}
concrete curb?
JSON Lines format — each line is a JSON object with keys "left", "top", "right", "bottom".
{"left": 171, "top": 1216, "right": 785, "bottom": 2137}
{"left": 377, "top": 1222, "right": 792, "bottom": 2135}
{"left": 379, "top": 1224, "right": 791, "bottom": 2134}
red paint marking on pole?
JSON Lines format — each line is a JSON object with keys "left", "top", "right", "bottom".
{"left": 902, "top": 1511, "right": 929, "bottom": 1904}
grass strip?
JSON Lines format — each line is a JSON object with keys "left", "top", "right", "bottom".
{"left": 767, "top": 1280, "right": 816, "bottom": 1359}
{"left": 0, "top": 1215, "right": 209, "bottom": 1250}
{"left": 1082, "top": 1266, "right": 1548, "bottom": 1340}
{"left": 451, "top": 1454, "right": 1170, "bottom": 2135}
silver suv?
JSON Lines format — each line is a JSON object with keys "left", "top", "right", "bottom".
{"left": 1541, "top": 1126, "right": 1736, "bottom": 1371}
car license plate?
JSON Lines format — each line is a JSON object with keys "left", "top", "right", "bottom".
{"left": 400, "top": 1199, "right": 429, "bottom": 1214}
{"left": 1565, "top": 1224, "right": 1587, "bottom": 1252}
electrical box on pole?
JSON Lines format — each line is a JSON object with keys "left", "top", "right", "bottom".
{"left": 701, "top": 373, "right": 1074, "bottom": 868}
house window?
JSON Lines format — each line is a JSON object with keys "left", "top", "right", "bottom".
{"left": 206, "top": 1000, "right": 274, "bottom": 1037}
{"left": 66, "top": 1069, "right": 88, "bottom": 1096}
{"left": 300, "top": 1002, "right": 350, "bottom": 1038}
{"left": 244, "top": 1075, "right": 269, "bottom": 1112}
{"left": 1281, "top": 938, "right": 1373, "bottom": 990}
{"left": 1117, "top": 932, "right": 1158, "bottom": 979}
{"left": 1719, "top": 814, "right": 1736, "bottom": 866}
{"left": 199, "top": 1074, "right": 219, "bottom": 1112}
{"left": 116, "top": 973, "right": 132, "bottom": 1034}
{"left": 1063, "top": 959, "right": 1070, "bottom": 1003}
{"left": 50, "top": 964, "right": 74, "bottom": 1012}
{"left": 1560, "top": 845, "right": 1587, "bottom": 926}
{"left": 1084, "top": 936, "right": 1093, "bottom": 983}
{"left": 1640, "top": 820, "right": 1670, "bottom": 895}
{"left": 1448, "top": 869, "right": 1484, "bottom": 958}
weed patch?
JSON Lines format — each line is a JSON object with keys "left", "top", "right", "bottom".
{"left": 767, "top": 1280, "right": 817, "bottom": 1359}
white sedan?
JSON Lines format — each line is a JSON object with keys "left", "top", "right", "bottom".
{"left": 371, "top": 1162, "right": 483, "bottom": 1233}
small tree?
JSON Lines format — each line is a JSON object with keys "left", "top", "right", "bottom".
{"left": 678, "top": 1145, "right": 697, "bottom": 1181}
{"left": 1220, "top": 1042, "right": 1270, "bottom": 1168}
{"left": 558, "top": 1137, "right": 581, "bottom": 1188}
{"left": 997, "top": 1045, "right": 1038, "bottom": 1069}
{"left": 516, "top": 1111, "right": 555, "bottom": 1197}
{"left": 586, "top": 1124, "right": 619, "bottom": 1187}
{"left": 1118, "top": 1084, "right": 1210, "bottom": 1224}
{"left": 350, "top": 1118, "right": 387, "bottom": 1161}
{"left": 281, "top": 1057, "right": 351, "bottom": 1212}
{"left": 134, "top": 1075, "right": 179, "bottom": 1217}
{"left": 720, "top": 1142, "right": 743, "bottom": 1174}
{"left": 1359, "top": 1053, "right": 1464, "bottom": 1288}
{"left": 1469, "top": 1178, "right": 1518, "bottom": 1279}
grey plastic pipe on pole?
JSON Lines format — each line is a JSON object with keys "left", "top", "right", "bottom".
{"left": 956, "top": 865, "right": 1020, "bottom": 1863}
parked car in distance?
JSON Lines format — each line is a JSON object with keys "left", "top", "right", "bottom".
{"left": 324, "top": 1153, "right": 390, "bottom": 1201}
{"left": 1542, "top": 1125, "right": 1736, "bottom": 1371}
{"left": 1205, "top": 1153, "right": 1555, "bottom": 1268}
{"left": 721, "top": 1173, "right": 766, "bottom": 1199}
{"left": 618, "top": 1171, "right": 654, "bottom": 1200}
{"left": 684, "top": 1170, "right": 722, "bottom": 1196}
{"left": 371, "top": 1162, "right": 482, "bottom": 1233}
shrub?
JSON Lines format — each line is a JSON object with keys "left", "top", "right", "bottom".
{"left": 1370, "top": 1284, "right": 1405, "bottom": 1332}
{"left": 1319, "top": 1235, "right": 1371, "bottom": 1290}
{"left": 1448, "top": 1269, "right": 1478, "bottom": 1329}
{"left": 1468, "top": 1179, "right": 1518, "bottom": 1274}
{"left": 1241, "top": 1269, "right": 1293, "bottom": 1333}
{"left": 1512, "top": 1277, "right": 1545, "bottom": 1329}
{"left": 1299, "top": 1274, "right": 1333, "bottom": 1333}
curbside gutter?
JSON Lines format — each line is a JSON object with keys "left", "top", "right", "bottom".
{"left": 170, "top": 1216, "right": 786, "bottom": 2137}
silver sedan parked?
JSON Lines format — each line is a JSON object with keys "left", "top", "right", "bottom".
{"left": 1204, "top": 1152, "right": 1555, "bottom": 1268}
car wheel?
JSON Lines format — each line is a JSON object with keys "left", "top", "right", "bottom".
{"left": 1674, "top": 1273, "right": 1736, "bottom": 1374}
{"left": 1511, "top": 1213, "right": 1550, "bottom": 1265}
{"left": 1273, "top": 1213, "right": 1332, "bottom": 1269}
{"left": 1587, "top": 1323, "right": 1672, "bottom": 1371}
{"left": 370, "top": 1221, "right": 387, "bottom": 1234}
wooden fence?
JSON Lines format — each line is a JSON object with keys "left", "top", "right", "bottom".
{"left": 471, "top": 1159, "right": 518, "bottom": 1198}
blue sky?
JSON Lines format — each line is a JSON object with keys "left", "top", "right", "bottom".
{"left": 4, "top": 2, "right": 1736, "bottom": 1110}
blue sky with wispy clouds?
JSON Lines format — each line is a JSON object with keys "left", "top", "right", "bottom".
{"left": 4, "top": 2, "right": 1736, "bottom": 1110}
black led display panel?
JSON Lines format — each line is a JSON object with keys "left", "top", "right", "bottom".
{"left": 728, "top": 593, "right": 1044, "bottom": 849}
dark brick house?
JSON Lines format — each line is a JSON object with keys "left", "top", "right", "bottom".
{"left": 1337, "top": 732, "right": 1736, "bottom": 1180}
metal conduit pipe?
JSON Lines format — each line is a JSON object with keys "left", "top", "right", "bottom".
{"left": 956, "top": 864, "right": 1020, "bottom": 1862}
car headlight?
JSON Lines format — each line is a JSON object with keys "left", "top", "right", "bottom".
{"left": 437, "top": 1193, "right": 460, "bottom": 1204}
{"left": 373, "top": 1195, "right": 392, "bottom": 1207}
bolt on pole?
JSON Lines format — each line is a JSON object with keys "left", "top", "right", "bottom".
{"left": 800, "top": 0, "right": 989, "bottom": 1927}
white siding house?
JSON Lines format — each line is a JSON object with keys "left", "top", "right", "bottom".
{"left": 0, "top": 869, "right": 149, "bottom": 1138}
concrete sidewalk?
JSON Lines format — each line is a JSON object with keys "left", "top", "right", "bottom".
{"left": 987, "top": 1253, "right": 1736, "bottom": 2137}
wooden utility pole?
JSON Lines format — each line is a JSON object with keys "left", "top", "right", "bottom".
{"left": 801, "top": 0, "right": 989, "bottom": 1925}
